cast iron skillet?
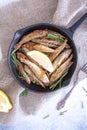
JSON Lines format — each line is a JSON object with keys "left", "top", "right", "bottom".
{"left": 8, "top": 13, "right": 87, "bottom": 92}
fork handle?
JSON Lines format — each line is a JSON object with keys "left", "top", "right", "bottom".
{"left": 57, "top": 86, "right": 75, "bottom": 110}
{"left": 57, "top": 70, "right": 87, "bottom": 110}
{"left": 57, "top": 77, "right": 77, "bottom": 110}
{"left": 57, "top": 70, "right": 86, "bottom": 110}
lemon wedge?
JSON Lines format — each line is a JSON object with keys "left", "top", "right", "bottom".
{"left": 27, "top": 50, "right": 54, "bottom": 72}
{"left": 0, "top": 90, "right": 13, "bottom": 113}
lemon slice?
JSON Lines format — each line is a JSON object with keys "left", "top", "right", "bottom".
{"left": 0, "top": 90, "right": 13, "bottom": 113}
{"left": 27, "top": 50, "right": 54, "bottom": 72}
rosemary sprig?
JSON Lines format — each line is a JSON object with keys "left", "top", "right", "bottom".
{"left": 18, "top": 75, "right": 24, "bottom": 79}
{"left": 20, "top": 88, "right": 28, "bottom": 96}
{"left": 0, "top": 76, "right": 3, "bottom": 80}
{"left": 81, "top": 101, "right": 84, "bottom": 109}
{"left": 78, "top": 47, "right": 80, "bottom": 53}
{"left": 82, "top": 87, "right": 87, "bottom": 94}
{"left": 33, "top": 79, "right": 38, "bottom": 84}
{"left": 11, "top": 52, "right": 18, "bottom": 70}
{"left": 46, "top": 71, "right": 50, "bottom": 78}
{"left": 50, "top": 70, "right": 68, "bottom": 90}
{"left": 59, "top": 110, "right": 67, "bottom": 115}
{"left": 43, "top": 114, "right": 49, "bottom": 119}
{"left": 47, "top": 33, "right": 65, "bottom": 43}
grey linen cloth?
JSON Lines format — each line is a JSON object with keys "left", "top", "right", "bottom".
{"left": 0, "top": 0, "right": 87, "bottom": 127}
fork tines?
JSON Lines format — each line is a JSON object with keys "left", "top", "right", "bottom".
{"left": 81, "top": 63, "right": 87, "bottom": 73}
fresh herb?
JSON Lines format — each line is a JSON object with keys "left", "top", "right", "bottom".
{"left": 33, "top": 79, "right": 38, "bottom": 84}
{"left": 18, "top": 75, "right": 24, "bottom": 79}
{"left": 81, "top": 101, "right": 84, "bottom": 109}
{"left": 18, "top": 70, "right": 29, "bottom": 80}
{"left": 43, "top": 114, "right": 49, "bottom": 119}
{"left": 11, "top": 52, "right": 18, "bottom": 69}
{"left": 78, "top": 47, "right": 80, "bottom": 53}
{"left": 19, "top": 89, "right": 28, "bottom": 96}
{"left": 47, "top": 33, "right": 65, "bottom": 43}
{"left": 46, "top": 72, "right": 50, "bottom": 78}
{"left": 59, "top": 110, "right": 67, "bottom": 115}
{"left": 82, "top": 87, "right": 87, "bottom": 94}
{"left": 50, "top": 70, "right": 68, "bottom": 90}
{"left": 0, "top": 76, "right": 3, "bottom": 80}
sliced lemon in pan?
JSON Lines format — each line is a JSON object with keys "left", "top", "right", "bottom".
{"left": 27, "top": 50, "right": 54, "bottom": 72}
{"left": 0, "top": 90, "right": 13, "bottom": 113}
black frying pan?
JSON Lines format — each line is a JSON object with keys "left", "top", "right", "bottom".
{"left": 8, "top": 13, "right": 87, "bottom": 92}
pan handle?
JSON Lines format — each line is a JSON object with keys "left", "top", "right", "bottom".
{"left": 67, "top": 13, "right": 87, "bottom": 36}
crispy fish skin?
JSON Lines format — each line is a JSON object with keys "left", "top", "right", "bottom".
{"left": 33, "top": 44, "right": 54, "bottom": 53}
{"left": 49, "top": 40, "right": 67, "bottom": 62}
{"left": 50, "top": 55, "right": 73, "bottom": 83}
{"left": 66, "top": 44, "right": 70, "bottom": 49}
{"left": 21, "top": 42, "right": 34, "bottom": 51}
{"left": 13, "top": 30, "right": 48, "bottom": 53}
{"left": 32, "top": 38, "right": 61, "bottom": 48}
{"left": 16, "top": 52, "right": 50, "bottom": 86}
{"left": 53, "top": 49, "right": 72, "bottom": 70}
{"left": 17, "top": 60, "right": 31, "bottom": 84}
{"left": 24, "top": 65, "right": 45, "bottom": 88}
{"left": 21, "top": 47, "right": 30, "bottom": 54}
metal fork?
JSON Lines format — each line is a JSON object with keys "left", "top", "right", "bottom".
{"left": 57, "top": 63, "right": 87, "bottom": 110}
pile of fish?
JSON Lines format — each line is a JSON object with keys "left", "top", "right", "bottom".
{"left": 11, "top": 29, "right": 73, "bottom": 89}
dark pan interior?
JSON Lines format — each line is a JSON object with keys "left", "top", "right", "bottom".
{"left": 8, "top": 23, "right": 77, "bottom": 92}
